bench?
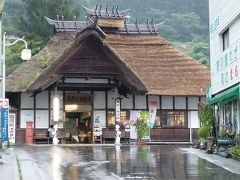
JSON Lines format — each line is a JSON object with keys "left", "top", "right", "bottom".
{"left": 33, "top": 128, "right": 65, "bottom": 144}
{"left": 57, "top": 129, "right": 65, "bottom": 144}
{"left": 34, "top": 129, "right": 50, "bottom": 144}
{"left": 102, "top": 128, "right": 130, "bottom": 143}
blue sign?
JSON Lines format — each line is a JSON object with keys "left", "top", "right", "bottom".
{"left": 210, "top": 16, "right": 220, "bottom": 34}
{"left": 1, "top": 107, "right": 9, "bottom": 141}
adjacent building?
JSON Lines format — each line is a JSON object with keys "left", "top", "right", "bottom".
{"left": 208, "top": 1, "right": 240, "bottom": 133}
{"left": 6, "top": 6, "right": 210, "bottom": 144}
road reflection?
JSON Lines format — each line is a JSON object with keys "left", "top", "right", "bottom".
{"left": 24, "top": 145, "right": 240, "bottom": 180}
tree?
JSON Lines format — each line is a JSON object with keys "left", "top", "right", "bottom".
{"left": 136, "top": 111, "right": 149, "bottom": 143}
{"left": 199, "top": 102, "right": 214, "bottom": 133}
{"left": 19, "top": 0, "right": 84, "bottom": 41}
{"left": 4, "top": 0, "right": 88, "bottom": 74}
{"left": 189, "top": 41, "right": 210, "bottom": 67}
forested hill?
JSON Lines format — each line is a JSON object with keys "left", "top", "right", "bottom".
{"left": 90, "top": 0, "right": 209, "bottom": 43}
{"left": 3, "top": 0, "right": 209, "bottom": 75}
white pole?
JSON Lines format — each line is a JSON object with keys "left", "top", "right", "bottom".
{"left": 189, "top": 112, "right": 192, "bottom": 143}
{"left": 0, "top": 14, "right": 2, "bottom": 99}
{"left": 149, "top": 124, "right": 151, "bottom": 142}
{"left": 0, "top": 10, "right": 2, "bottom": 148}
{"left": 2, "top": 31, "right": 5, "bottom": 100}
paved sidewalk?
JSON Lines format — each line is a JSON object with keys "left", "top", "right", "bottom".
{"left": 0, "top": 147, "right": 42, "bottom": 180}
{"left": 0, "top": 148, "right": 19, "bottom": 180}
{"left": 1, "top": 145, "right": 240, "bottom": 180}
{"left": 14, "top": 147, "right": 42, "bottom": 180}
{"left": 181, "top": 148, "right": 240, "bottom": 175}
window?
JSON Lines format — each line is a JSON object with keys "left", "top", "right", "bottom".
{"left": 107, "top": 110, "right": 130, "bottom": 128}
{"left": 223, "top": 28, "right": 229, "bottom": 51}
{"left": 107, "top": 111, "right": 115, "bottom": 127}
{"left": 154, "top": 110, "right": 187, "bottom": 128}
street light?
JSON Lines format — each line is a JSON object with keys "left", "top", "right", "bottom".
{"left": 2, "top": 33, "right": 32, "bottom": 100}
{"left": 0, "top": 0, "right": 31, "bottom": 147}
{"left": 0, "top": 34, "right": 31, "bottom": 148}
{"left": 0, "top": 0, "right": 5, "bottom": 148}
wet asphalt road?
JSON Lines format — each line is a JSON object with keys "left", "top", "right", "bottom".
{"left": 19, "top": 145, "right": 240, "bottom": 180}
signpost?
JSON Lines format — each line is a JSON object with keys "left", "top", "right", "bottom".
{"left": 115, "top": 98, "right": 121, "bottom": 122}
{"left": 115, "top": 98, "right": 121, "bottom": 144}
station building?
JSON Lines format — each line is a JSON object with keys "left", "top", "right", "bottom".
{"left": 208, "top": 0, "right": 240, "bottom": 134}
{"left": 6, "top": 6, "right": 210, "bottom": 144}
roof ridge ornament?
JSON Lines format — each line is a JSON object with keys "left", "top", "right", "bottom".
{"left": 117, "top": 19, "right": 164, "bottom": 35}
{"left": 83, "top": 5, "right": 130, "bottom": 20}
{"left": 45, "top": 16, "right": 91, "bottom": 32}
{"left": 45, "top": 5, "right": 164, "bottom": 35}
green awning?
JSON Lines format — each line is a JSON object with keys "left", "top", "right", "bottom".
{"left": 208, "top": 84, "right": 240, "bottom": 105}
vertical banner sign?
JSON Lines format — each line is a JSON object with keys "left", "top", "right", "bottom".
{"left": 115, "top": 98, "right": 121, "bottom": 122}
{"left": 1, "top": 107, "right": 9, "bottom": 141}
{"left": 149, "top": 101, "right": 157, "bottom": 128}
{"left": 8, "top": 113, "right": 16, "bottom": 144}
{"left": 130, "top": 110, "right": 141, "bottom": 139}
{"left": 0, "top": 99, "right": 9, "bottom": 142}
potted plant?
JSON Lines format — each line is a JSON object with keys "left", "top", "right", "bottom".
{"left": 198, "top": 126, "right": 209, "bottom": 150}
{"left": 198, "top": 102, "right": 214, "bottom": 150}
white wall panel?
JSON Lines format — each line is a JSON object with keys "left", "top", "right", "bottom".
{"left": 107, "top": 90, "right": 116, "bottom": 109}
{"left": 135, "top": 95, "right": 147, "bottom": 109}
{"left": 36, "top": 91, "right": 48, "bottom": 108}
{"left": 20, "top": 110, "right": 34, "bottom": 128}
{"left": 36, "top": 110, "right": 49, "bottom": 128}
{"left": 188, "top": 111, "right": 199, "bottom": 128}
{"left": 21, "top": 93, "right": 33, "bottom": 108}
{"left": 175, "top": 96, "right": 186, "bottom": 109}
{"left": 50, "top": 91, "right": 63, "bottom": 109}
{"left": 93, "top": 91, "right": 106, "bottom": 109}
{"left": 148, "top": 95, "right": 160, "bottom": 109}
{"left": 121, "top": 95, "right": 133, "bottom": 109}
{"left": 188, "top": 97, "right": 199, "bottom": 110}
{"left": 161, "top": 96, "right": 173, "bottom": 109}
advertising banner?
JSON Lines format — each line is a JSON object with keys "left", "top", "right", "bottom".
{"left": 149, "top": 101, "right": 157, "bottom": 128}
{"left": 0, "top": 99, "right": 9, "bottom": 142}
{"left": 130, "top": 110, "right": 140, "bottom": 139}
{"left": 1, "top": 107, "right": 9, "bottom": 141}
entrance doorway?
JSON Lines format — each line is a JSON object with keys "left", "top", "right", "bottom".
{"left": 65, "top": 112, "right": 92, "bottom": 143}
{"left": 64, "top": 93, "right": 93, "bottom": 143}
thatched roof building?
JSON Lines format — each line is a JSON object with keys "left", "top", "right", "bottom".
{"left": 6, "top": 6, "right": 210, "bottom": 97}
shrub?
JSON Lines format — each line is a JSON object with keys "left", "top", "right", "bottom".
{"left": 234, "top": 133, "right": 240, "bottom": 145}
{"left": 198, "top": 102, "right": 213, "bottom": 136}
{"left": 230, "top": 145, "right": 240, "bottom": 156}
{"left": 198, "top": 126, "right": 209, "bottom": 139}
{"left": 136, "top": 111, "right": 149, "bottom": 142}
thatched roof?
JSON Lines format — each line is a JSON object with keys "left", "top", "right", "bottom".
{"left": 105, "top": 34, "right": 210, "bottom": 95}
{"left": 6, "top": 33, "right": 76, "bottom": 92}
{"left": 6, "top": 28, "right": 210, "bottom": 96}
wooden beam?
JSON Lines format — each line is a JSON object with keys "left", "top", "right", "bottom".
{"left": 57, "top": 82, "right": 116, "bottom": 91}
